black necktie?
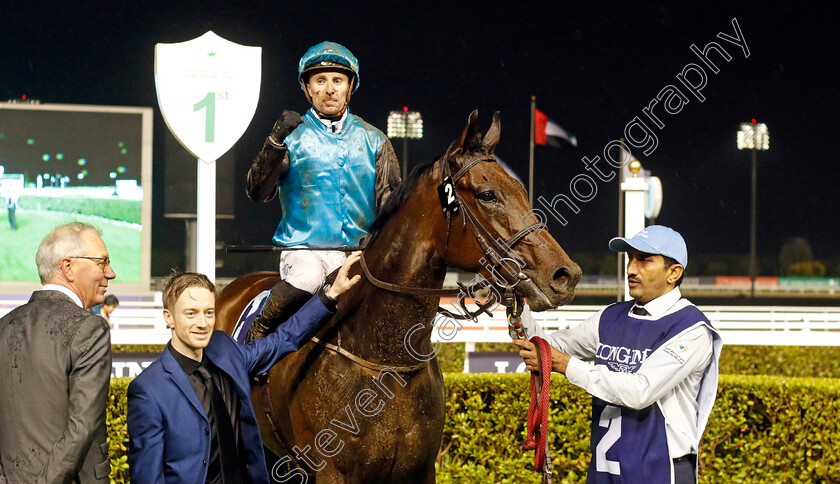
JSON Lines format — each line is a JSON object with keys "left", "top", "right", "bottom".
{"left": 631, "top": 305, "right": 649, "bottom": 316}
{"left": 196, "top": 365, "right": 241, "bottom": 484}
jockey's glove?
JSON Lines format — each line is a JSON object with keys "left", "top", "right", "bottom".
{"left": 269, "top": 110, "right": 303, "bottom": 147}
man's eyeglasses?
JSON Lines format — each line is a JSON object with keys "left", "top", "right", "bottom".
{"left": 71, "top": 256, "right": 111, "bottom": 272}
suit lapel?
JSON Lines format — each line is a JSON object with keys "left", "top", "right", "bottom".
{"left": 205, "top": 332, "right": 250, "bottom": 406}
{"left": 160, "top": 346, "right": 208, "bottom": 421}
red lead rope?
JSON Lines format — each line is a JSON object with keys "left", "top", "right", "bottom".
{"left": 524, "top": 336, "right": 552, "bottom": 474}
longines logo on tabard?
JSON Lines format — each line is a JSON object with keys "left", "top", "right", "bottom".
{"left": 597, "top": 343, "right": 651, "bottom": 373}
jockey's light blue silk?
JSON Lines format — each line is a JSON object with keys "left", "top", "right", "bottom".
{"left": 273, "top": 109, "right": 385, "bottom": 247}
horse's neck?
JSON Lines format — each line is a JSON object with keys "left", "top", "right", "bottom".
{"left": 340, "top": 192, "right": 446, "bottom": 365}
{"left": 366, "top": 204, "right": 445, "bottom": 288}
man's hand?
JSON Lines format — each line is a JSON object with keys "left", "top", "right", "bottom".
{"left": 513, "top": 339, "right": 571, "bottom": 374}
{"left": 327, "top": 251, "right": 363, "bottom": 300}
{"left": 269, "top": 110, "right": 303, "bottom": 145}
{"left": 513, "top": 339, "right": 540, "bottom": 371}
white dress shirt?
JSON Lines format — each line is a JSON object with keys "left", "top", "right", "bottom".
{"left": 41, "top": 284, "right": 83, "bottom": 308}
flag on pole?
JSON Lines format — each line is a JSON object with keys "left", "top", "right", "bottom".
{"left": 534, "top": 108, "right": 577, "bottom": 148}
{"left": 619, "top": 144, "right": 634, "bottom": 182}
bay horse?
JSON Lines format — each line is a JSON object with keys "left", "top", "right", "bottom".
{"left": 217, "top": 111, "right": 582, "bottom": 483}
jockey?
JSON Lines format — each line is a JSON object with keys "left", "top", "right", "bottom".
{"left": 245, "top": 41, "right": 401, "bottom": 341}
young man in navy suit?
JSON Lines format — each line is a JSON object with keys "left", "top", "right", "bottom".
{"left": 127, "top": 252, "right": 361, "bottom": 484}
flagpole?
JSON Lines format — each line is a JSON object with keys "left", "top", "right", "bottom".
{"left": 529, "top": 95, "right": 536, "bottom": 207}
{"left": 617, "top": 138, "right": 625, "bottom": 302}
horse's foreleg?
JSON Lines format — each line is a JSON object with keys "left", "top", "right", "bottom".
{"left": 412, "top": 455, "right": 438, "bottom": 484}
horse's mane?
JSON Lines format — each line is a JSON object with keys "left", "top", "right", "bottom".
{"left": 368, "top": 137, "right": 491, "bottom": 239}
{"left": 368, "top": 155, "right": 441, "bottom": 236}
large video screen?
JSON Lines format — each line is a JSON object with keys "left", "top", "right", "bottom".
{"left": 0, "top": 103, "right": 152, "bottom": 289}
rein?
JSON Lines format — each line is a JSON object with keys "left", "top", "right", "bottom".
{"left": 525, "top": 336, "right": 554, "bottom": 483}
{"left": 359, "top": 253, "right": 460, "bottom": 296}
{"left": 310, "top": 336, "right": 429, "bottom": 373}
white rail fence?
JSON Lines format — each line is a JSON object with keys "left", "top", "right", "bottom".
{"left": 3, "top": 296, "right": 840, "bottom": 347}
{"left": 429, "top": 303, "right": 840, "bottom": 347}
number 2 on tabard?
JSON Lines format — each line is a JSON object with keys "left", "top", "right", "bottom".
{"left": 194, "top": 92, "right": 216, "bottom": 143}
{"left": 595, "top": 405, "right": 621, "bottom": 475}
{"left": 444, "top": 182, "right": 455, "bottom": 205}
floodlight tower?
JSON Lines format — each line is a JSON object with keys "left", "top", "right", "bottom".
{"left": 387, "top": 107, "right": 423, "bottom": 180}
{"left": 737, "top": 119, "right": 769, "bottom": 298}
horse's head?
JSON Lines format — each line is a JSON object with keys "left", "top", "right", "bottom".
{"left": 435, "top": 110, "right": 581, "bottom": 310}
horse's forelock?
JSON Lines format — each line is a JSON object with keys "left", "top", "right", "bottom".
{"left": 469, "top": 135, "right": 486, "bottom": 154}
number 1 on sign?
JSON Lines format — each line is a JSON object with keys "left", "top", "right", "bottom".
{"left": 194, "top": 92, "right": 216, "bottom": 143}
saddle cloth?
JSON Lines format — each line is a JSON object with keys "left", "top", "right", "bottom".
{"left": 231, "top": 290, "right": 270, "bottom": 344}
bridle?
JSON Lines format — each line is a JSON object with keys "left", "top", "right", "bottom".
{"left": 359, "top": 150, "right": 547, "bottom": 320}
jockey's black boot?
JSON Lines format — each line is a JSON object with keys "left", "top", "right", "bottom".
{"left": 245, "top": 279, "right": 312, "bottom": 343}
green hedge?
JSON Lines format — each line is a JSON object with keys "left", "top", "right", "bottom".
{"left": 112, "top": 345, "right": 165, "bottom": 354}
{"left": 438, "top": 373, "right": 591, "bottom": 483}
{"left": 106, "top": 373, "right": 840, "bottom": 483}
{"left": 20, "top": 195, "right": 141, "bottom": 224}
{"left": 703, "top": 375, "right": 840, "bottom": 482}
{"left": 108, "top": 377, "right": 132, "bottom": 483}
{"left": 717, "top": 345, "right": 840, "bottom": 378}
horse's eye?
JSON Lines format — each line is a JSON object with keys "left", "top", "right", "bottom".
{"left": 477, "top": 191, "right": 497, "bottom": 203}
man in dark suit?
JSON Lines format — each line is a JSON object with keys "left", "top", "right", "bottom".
{"left": 0, "top": 222, "right": 116, "bottom": 484}
{"left": 127, "top": 252, "right": 362, "bottom": 484}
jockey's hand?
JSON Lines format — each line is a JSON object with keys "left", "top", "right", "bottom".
{"left": 328, "top": 251, "right": 363, "bottom": 300}
{"left": 269, "top": 110, "right": 303, "bottom": 146}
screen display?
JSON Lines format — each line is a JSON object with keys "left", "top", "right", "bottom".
{"left": 0, "top": 104, "right": 151, "bottom": 286}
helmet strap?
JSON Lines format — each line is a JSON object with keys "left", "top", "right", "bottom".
{"left": 345, "top": 77, "right": 355, "bottom": 103}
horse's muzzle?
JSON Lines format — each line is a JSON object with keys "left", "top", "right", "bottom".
{"left": 547, "top": 263, "right": 582, "bottom": 305}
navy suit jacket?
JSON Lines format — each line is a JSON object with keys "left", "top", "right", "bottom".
{"left": 127, "top": 295, "right": 332, "bottom": 484}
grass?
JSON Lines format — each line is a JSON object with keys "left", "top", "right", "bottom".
{"left": 0, "top": 208, "right": 141, "bottom": 282}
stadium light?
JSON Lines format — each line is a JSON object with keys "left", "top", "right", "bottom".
{"left": 737, "top": 120, "right": 769, "bottom": 298}
{"left": 387, "top": 108, "right": 423, "bottom": 180}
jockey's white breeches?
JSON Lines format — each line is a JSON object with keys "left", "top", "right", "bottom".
{"left": 279, "top": 249, "right": 346, "bottom": 295}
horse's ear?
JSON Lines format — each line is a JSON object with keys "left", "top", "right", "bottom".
{"left": 464, "top": 110, "right": 481, "bottom": 149}
{"left": 483, "top": 111, "right": 501, "bottom": 154}
{"left": 445, "top": 110, "right": 480, "bottom": 161}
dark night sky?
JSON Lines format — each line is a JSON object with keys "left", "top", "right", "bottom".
{"left": 2, "top": 1, "right": 838, "bottom": 276}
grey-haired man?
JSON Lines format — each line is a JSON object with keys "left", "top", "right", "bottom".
{"left": 0, "top": 222, "right": 115, "bottom": 483}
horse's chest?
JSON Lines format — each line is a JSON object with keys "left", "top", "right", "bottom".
{"left": 297, "top": 356, "right": 445, "bottom": 457}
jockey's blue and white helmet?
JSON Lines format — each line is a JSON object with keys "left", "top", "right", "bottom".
{"left": 298, "top": 41, "right": 360, "bottom": 103}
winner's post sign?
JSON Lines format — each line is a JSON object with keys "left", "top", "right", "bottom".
{"left": 155, "top": 31, "right": 261, "bottom": 281}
